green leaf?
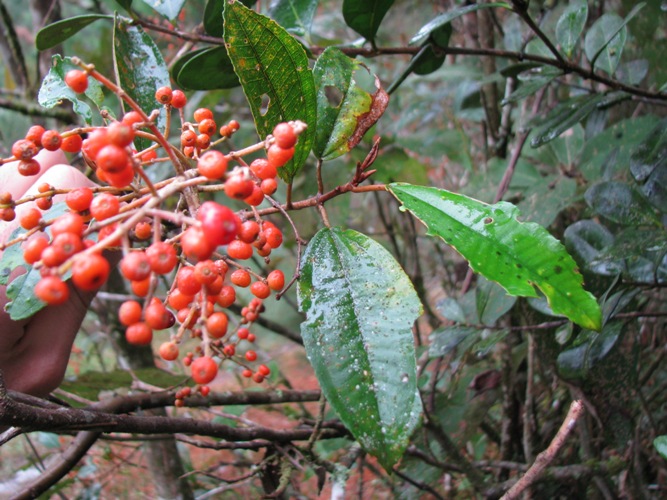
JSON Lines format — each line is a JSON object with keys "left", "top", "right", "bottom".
{"left": 312, "top": 48, "right": 389, "bottom": 161}
{"left": 555, "top": 0, "right": 587, "bottom": 58}
{"left": 36, "top": 14, "right": 113, "bottom": 51}
{"left": 654, "top": 436, "right": 667, "bottom": 460}
{"left": 516, "top": 175, "right": 578, "bottom": 228}
{"left": 224, "top": 0, "right": 317, "bottom": 181}
{"left": 204, "top": 0, "right": 256, "bottom": 37}
{"left": 142, "top": 0, "right": 186, "bottom": 22}
{"left": 38, "top": 55, "right": 105, "bottom": 125}
{"left": 389, "top": 183, "right": 602, "bottom": 331}
{"left": 557, "top": 321, "right": 623, "bottom": 379}
{"left": 585, "top": 181, "right": 660, "bottom": 226}
{"left": 530, "top": 92, "right": 627, "bottom": 148}
{"left": 269, "top": 0, "right": 318, "bottom": 36}
{"left": 563, "top": 220, "right": 618, "bottom": 275}
{"left": 409, "top": 2, "right": 510, "bottom": 46}
{"left": 173, "top": 47, "right": 240, "bottom": 90}
{"left": 476, "top": 277, "right": 517, "bottom": 326}
{"left": 630, "top": 118, "right": 667, "bottom": 183}
{"left": 113, "top": 15, "right": 170, "bottom": 151}
{"left": 6, "top": 267, "right": 47, "bottom": 320}
{"left": 502, "top": 66, "right": 562, "bottom": 106}
{"left": 583, "top": 4, "right": 645, "bottom": 76}
{"left": 342, "top": 0, "right": 395, "bottom": 43}
{"left": 0, "top": 228, "right": 27, "bottom": 286}
{"left": 298, "top": 227, "right": 423, "bottom": 470}
{"left": 429, "top": 326, "right": 482, "bottom": 358}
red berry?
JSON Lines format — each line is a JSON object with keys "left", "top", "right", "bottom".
{"left": 90, "top": 193, "right": 120, "bottom": 221}
{"left": 168, "top": 289, "right": 195, "bottom": 310}
{"left": 267, "top": 269, "right": 285, "bottom": 291}
{"left": 35, "top": 276, "right": 69, "bottom": 305}
{"left": 180, "top": 129, "right": 197, "bottom": 148}
{"left": 224, "top": 174, "right": 254, "bottom": 200}
{"left": 216, "top": 285, "right": 236, "bottom": 308}
{"left": 194, "top": 260, "right": 218, "bottom": 285}
{"left": 243, "top": 185, "right": 265, "bottom": 207}
{"left": 81, "top": 129, "right": 109, "bottom": 161}
{"left": 206, "top": 312, "right": 229, "bottom": 338}
{"left": 107, "top": 122, "right": 135, "bottom": 148}
{"left": 122, "top": 111, "right": 143, "bottom": 128}
{"left": 238, "top": 220, "right": 260, "bottom": 243}
{"left": 145, "top": 299, "right": 175, "bottom": 330}
{"left": 133, "top": 221, "right": 152, "bottom": 240}
{"left": 17, "top": 160, "right": 40, "bottom": 176}
{"left": 230, "top": 269, "right": 251, "bottom": 288}
{"left": 171, "top": 90, "right": 187, "bottom": 109}
{"left": 19, "top": 207, "right": 42, "bottom": 230}
{"left": 181, "top": 226, "right": 215, "bottom": 262}
{"left": 96, "top": 144, "right": 129, "bottom": 173}
{"left": 197, "top": 201, "right": 240, "bottom": 247}
{"left": 223, "top": 344, "right": 235, "bottom": 356}
{"left": 242, "top": 368, "right": 253, "bottom": 378}
{"left": 257, "top": 364, "right": 271, "bottom": 376}
{"left": 146, "top": 241, "right": 177, "bottom": 274}
{"left": 245, "top": 351, "right": 257, "bottom": 361}
{"left": 264, "top": 227, "right": 283, "bottom": 249}
{"left": 131, "top": 277, "right": 151, "bottom": 297}
{"left": 260, "top": 178, "right": 278, "bottom": 195}
{"left": 61, "top": 133, "right": 83, "bottom": 153}
{"left": 41, "top": 130, "right": 62, "bottom": 151}
{"left": 177, "top": 266, "right": 202, "bottom": 296}
{"left": 155, "top": 86, "right": 173, "bottom": 105}
{"left": 25, "top": 125, "right": 45, "bottom": 147}
{"left": 36, "top": 197, "right": 52, "bottom": 211}
{"left": 65, "top": 69, "right": 88, "bottom": 93}
{"left": 198, "top": 118, "right": 216, "bottom": 136}
{"left": 227, "top": 240, "right": 253, "bottom": 260}
{"left": 200, "top": 385, "right": 210, "bottom": 396}
{"left": 72, "top": 254, "right": 110, "bottom": 291}
{"left": 104, "top": 164, "right": 135, "bottom": 188}
{"left": 12, "top": 139, "right": 39, "bottom": 161}
{"left": 190, "top": 356, "right": 218, "bottom": 384}
{"left": 51, "top": 212, "right": 85, "bottom": 237}
{"left": 272, "top": 122, "right": 297, "bottom": 149}
{"left": 267, "top": 144, "right": 294, "bottom": 167}
{"left": 23, "top": 236, "right": 49, "bottom": 264}
{"left": 119, "top": 300, "right": 142, "bottom": 326}
{"left": 40, "top": 244, "right": 68, "bottom": 267}
{"left": 252, "top": 373, "right": 265, "bottom": 383}
{"left": 65, "top": 187, "right": 94, "bottom": 212}
{"left": 196, "top": 133, "right": 211, "bottom": 150}
{"left": 197, "top": 150, "right": 228, "bottom": 179}
{"left": 126, "top": 322, "right": 153, "bottom": 345}
{"left": 159, "top": 341, "right": 180, "bottom": 361}
{"left": 120, "top": 251, "right": 152, "bottom": 281}
{"left": 193, "top": 108, "right": 213, "bottom": 122}
{"left": 250, "top": 281, "right": 271, "bottom": 299}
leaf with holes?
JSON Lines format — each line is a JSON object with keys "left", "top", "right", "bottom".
{"left": 298, "top": 227, "right": 423, "bottom": 471}
{"left": 224, "top": 0, "right": 316, "bottom": 181}
{"left": 313, "top": 47, "right": 389, "bottom": 161}
{"left": 113, "top": 16, "right": 170, "bottom": 151}
{"left": 389, "top": 183, "right": 602, "bottom": 331}
{"left": 38, "top": 55, "right": 105, "bottom": 125}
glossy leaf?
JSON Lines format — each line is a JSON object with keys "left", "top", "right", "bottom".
{"left": 113, "top": 16, "right": 170, "bottom": 151}
{"left": 173, "top": 47, "right": 239, "bottom": 90}
{"left": 142, "top": 0, "right": 186, "bottom": 21}
{"left": 342, "top": 0, "right": 395, "bottom": 43}
{"left": 36, "top": 14, "right": 112, "bottom": 51}
{"left": 269, "top": 0, "right": 318, "bottom": 36}
{"left": 298, "top": 227, "right": 423, "bottom": 470}
{"left": 563, "top": 220, "right": 620, "bottom": 276}
{"left": 38, "top": 55, "right": 105, "bottom": 125}
{"left": 313, "top": 48, "right": 389, "bottom": 160}
{"left": 557, "top": 321, "right": 623, "bottom": 380}
{"left": 224, "top": 0, "right": 317, "bottom": 181}
{"left": 429, "top": 326, "right": 482, "bottom": 358}
{"left": 389, "top": 183, "right": 602, "bottom": 331}
{"left": 555, "top": 0, "right": 587, "bottom": 58}
{"left": 409, "top": 2, "right": 510, "bottom": 46}
{"left": 530, "top": 92, "right": 627, "bottom": 148}
{"left": 204, "top": 0, "right": 256, "bottom": 37}
{"left": 583, "top": 3, "right": 645, "bottom": 76}
{"left": 585, "top": 181, "right": 660, "bottom": 226}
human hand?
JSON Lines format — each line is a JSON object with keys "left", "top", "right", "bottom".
{"left": 0, "top": 149, "right": 97, "bottom": 396}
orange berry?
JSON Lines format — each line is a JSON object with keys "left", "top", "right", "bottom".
{"left": 206, "top": 312, "right": 229, "bottom": 338}
{"left": 230, "top": 269, "right": 251, "bottom": 288}
{"left": 119, "top": 300, "right": 142, "bottom": 326}
{"left": 272, "top": 122, "right": 297, "bottom": 149}
{"left": 19, "top": 207, "right": 42, "bottom": 230}
{"left": 35, "top": 276, "right": 69, "bottom": 305}
{"left": 190, "top": 356, "right": 218, "bottom": 384}
{"left": 65, "top": 69, "right": 88, "bottom": 93}
{"left": 126, "top": 322, "right": 153, "bottom": 345}
{"left": 159, "top": 341, "right": 180, "bottom": 361}
{"left": 71, "top": 254, "right": 110, "bottom": 291}
{"left": 250, "top": 281, "right": 271, "bottom": 299}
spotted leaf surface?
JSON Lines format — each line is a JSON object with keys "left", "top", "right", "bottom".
{"left": 298, "top": 227, "right": 423, "bottom": 470}
{"left": 389, "top": 183, "right": 601, "bottom": 331}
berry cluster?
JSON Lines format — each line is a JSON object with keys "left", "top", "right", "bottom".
{"left": 0, "top": 63, "right": 305, "bottom": 397}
